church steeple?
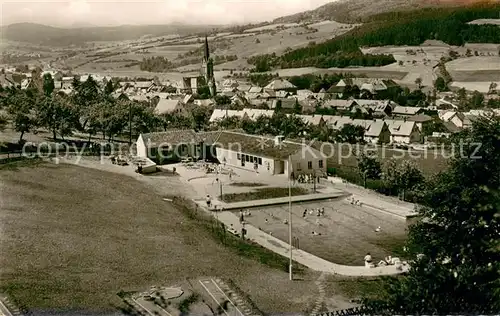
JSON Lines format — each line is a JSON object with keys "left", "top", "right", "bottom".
{"left": 204, "top": 35, "right": 210, "bottom": 61}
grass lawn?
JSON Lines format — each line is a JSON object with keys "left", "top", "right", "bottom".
{"left": 0, "top": 160, "right": 319, "bottom": 313}
{"left": 221, "top": 187, "right": 310, "bottom": 203}
{"left": 326, "top": 275, "right": 396, "bottom": 301}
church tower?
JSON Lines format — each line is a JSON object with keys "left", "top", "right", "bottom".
{"left": 201, "top": 35, "right": 216, "bottom": 97}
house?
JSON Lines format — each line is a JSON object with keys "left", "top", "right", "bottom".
{"left": 237, "top": 85, "right": 252, "bottom": 93}
{"left": 377, "top": 119, "right": 422, "bottom": 144}
{"left": 209, "top": 109, "right": 247, "bottom": 123}
{"left": 297, "top": 89, "right": 314, "bottom": 98}
{"left": 181, "top": 76, "right": 204, "bottom": 94}
{"left": 325, "top": 115, "right": 354, "bottom": 131}
{"left": 351, "top": 119, "right": 391, "bottom": 144}
{"left": 0, "top": 73, "right": 19, "bottom": 88}
{"left": 249, "top": 99, "right": 272, "bottom": 108}
{"left": 248, "top": 86, "right": 263, "bottom": 93}
{"left": 136, "top": 129, "right": 209, "bottom": 163}
{"left": 131, "top": 95, "right": 151, "bottom": 103}
{"left": 41, "top": 70, "right": 63, "bottom": 81}
{"left": 392, "top": 106, "right": 423, "bottom": 116}
{"left": 135, "top": 81, "right": 154, "bottom": 93}
{"left": 154, "top": 99, "right": 184, "bottom": 115}
{"left": 61, "top": 77, "right": 74, "bottom": 89}
{"left": 352, "top": 99, "right": 395, "bottom": 116}
{"left": 336, "top": 78, "right": 397, "bottom": 94}
{"left": 221, "top": 87, "right": 237, "bottom": 97}
{"left": 321, "top": 99, "right": 355, "bottom": 111}
{"left": 297, "top": 115, "right": 324, "bottom": 126}
{"left": 406, "top": 114, "right": 433, "bottom": 131}
{"left": 194, "top": 99, "right": 215, "bottom": 107}
{"left": 203, "top": 131, "right": 327, "bottom": 177}
{"left": 270, "top": 97, "right": 298, "bottom": 109}
{"left": 264, "top": 79, "right": 297, "bottom": 94}
{"left": 242, "top": 108, "right": 274, "bottom": 120}
{"left": 316, "top": 88, "right": 328, "bottom": 100}
{"left": 222, "top": 79, "right": 239, "bottom": 89}
{"left": 439, "top": 111, "right": 467, "bottom": 129}
{"left": 182, "top": 94, "right": 194, "bottom": 105}
{"left": 20, "top": 78, "right": 36, "bottom": 90}
{"left": 298, "top": 99, "right": 317, "bottom": 113}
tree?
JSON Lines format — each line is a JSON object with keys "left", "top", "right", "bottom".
{"left": 470, "top": 90, "right": 484, "bottom": 109}
{"left": 190, "top": 106, "right": 212, "bottom": 131}
{"left": 215, "top": 95, "right": 231, "bottom": 106}
{"left": 293, "top": 100, "right": 302, "bottom": 114}
{"left": 457, "top": 88, "right": 468, "bottom": 109}
{"left": 357, "top": 153, "right": 382, "bottom": 187}
{"left": 434, "top": 77, "right": 447, "bottom": 92}
{"left": 42, "top": 73, "right": 55, "bottom": 96}
{"left": 488, "top": 82, "right": 497, "bottom": 94}
{"left": 365, "top": 117, "right": 500, "bottom": 315}
{"left": 6, "top": 91, "right": 37, "bottom": 143}
{"left": 104, "top": 80, "right": 114, "bottom": 95}
{"left": 422, "top": 119, "right": 447, "bottom": 136}
{"left": 274, "top": 100, "right": 282, "bottom": 113}
{"left": 335, "top": 123, "right": 365, "bottom": 144}
{"left": 382, "top": 159, "right": 424, "bottom": 200}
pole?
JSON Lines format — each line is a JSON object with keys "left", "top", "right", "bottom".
{"left": 128, "top": 102, "right": 132, "bottom": 146}
{"left": 288, "top": 155, "right": 293, "bottom": 281}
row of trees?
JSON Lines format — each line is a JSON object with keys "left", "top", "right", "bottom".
{"left": 0, "top": 74, "right": 215, "bottom": 145}
{"left": 139, "top": 56, "right": 175, "bottom": 72}
{"left": 212, "top": 112, "right": 367, "bottom": 144}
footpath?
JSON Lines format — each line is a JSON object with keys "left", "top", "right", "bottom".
{"left": 194, "top": 200, "right": 409, "bottom": 277}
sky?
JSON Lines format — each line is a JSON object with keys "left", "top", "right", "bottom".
{"left": 0, "top": 0, "right": 336, "bottom": 27}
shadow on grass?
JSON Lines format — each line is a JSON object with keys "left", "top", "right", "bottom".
{"left": 229, "top": 182, "right": 267, "bottom": 187}
{"left": 171, "top": 197, "right": 306, "bottom": 275}
{"left": 0, "top": 157, "right": 45, "bottom": 170}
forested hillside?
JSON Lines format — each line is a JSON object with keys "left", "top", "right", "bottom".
{"left": 257, "top": 2, "right": 500, "bottom": 70}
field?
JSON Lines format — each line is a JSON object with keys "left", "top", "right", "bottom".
{"left": 0, "top": 161, "right": 325, "bottom": 313}
{"left": 237, "top": 198, "right": 407, "bottom": 266}
{"left": 446, "top": 56, "right": 500, "bottom": 82}
{"left": 37, "top": 19, "right": 357, "bottom": 75}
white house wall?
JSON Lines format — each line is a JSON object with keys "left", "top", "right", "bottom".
{"left": 215, "top": 148, "right": 275, "bottom": 175}
{"left": 289, "top": 147, "right": 327, "bottom": 176}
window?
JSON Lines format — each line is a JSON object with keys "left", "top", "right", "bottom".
{"left": 245, "top": 155, "right": 249, "bottom": 162}
{"left": 319, "top": 160, "right": 323, "bottom": 168}
{"left": 297, "top": 163, "right": 301, "bottom": 171}
{"left": 237, "top": 153, "right": 241, "bottom": 160}
{"left": 258, "top": 158, "right": 262, "bottom": 165}
{"left": 308, "top": 161, "right": 312, "bottom": 169}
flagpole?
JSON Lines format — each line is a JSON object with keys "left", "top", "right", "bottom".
{"left": 288, "top": 155, "right": 293, "bottom": 281}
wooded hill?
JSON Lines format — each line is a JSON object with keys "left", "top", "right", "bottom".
{"left": 265, "top": 2, "right": 500, "bottom": 69}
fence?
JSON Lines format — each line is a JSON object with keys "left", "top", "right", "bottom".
{"left": 312, "top": 305, "right": 372, "bottom": 316}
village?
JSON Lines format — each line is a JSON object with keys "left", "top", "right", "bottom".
{"left": 1, "top": 2, "right": 500, "bottom": 315}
